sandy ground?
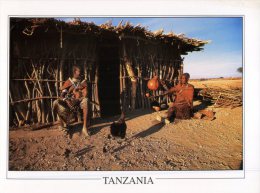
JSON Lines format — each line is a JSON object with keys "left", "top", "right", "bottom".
{"left": 9, "top": 79, "right": 243, "bottom": 171}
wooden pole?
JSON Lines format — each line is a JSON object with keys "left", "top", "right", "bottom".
{"left": 55, "top": 65, "right": 59, "bottom": 97}
{"left": 46, "top": 81, "right": 55, "bottom": 122}
{"left": 94, "top": 63, "right": 100, "bottom": 117}
{"left": 59, "top": 59, "right": 64, "bottom": 88}
{"left": 122, "top": 64, "right": 127, "bottom": 111}
{"left": 11, "top": 78, "right": 65, "bottom": 82}
{"left": 10, "top": 96, "right": 58, "bottom": 105}
{"left": 119, "top": 61, "right": 123, "bottom": 111}
{"left": 9, "top": 91, "right": 21, "bottom": 125}
{"left": 84, "top": 60, "right": 87, "bottom": 80}
{"left": 122, "top": 42, "right": 137, "bottom": 110}
{"left": 24, "top": 80, "right": 31, "bottom": 122}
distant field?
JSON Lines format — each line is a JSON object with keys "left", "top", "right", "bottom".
{"left": 190, "top": 78, "right": 242, "bottom": 89}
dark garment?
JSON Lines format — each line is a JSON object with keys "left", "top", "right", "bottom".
{"left": 166, "top": 83, "right": 194, "bottom": 121}
{"left": 167, "top": 83, "right": 194, "bottom": 108}
{"left": 167, "top": 102, "right": 192, "bottom": 120}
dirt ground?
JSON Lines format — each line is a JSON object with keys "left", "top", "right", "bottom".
{"left": 9, "top": 78, "right": 243, "bottom": 171}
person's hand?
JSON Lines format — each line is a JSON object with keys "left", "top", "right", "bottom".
{"left": 160, "top": 80, "right": 166, "bottom": 85}
{"left": 68, "top": 86, "right": 74, "bottom": 93}
{"left": 164, "top": 90, "right": 169, "bottom": 95}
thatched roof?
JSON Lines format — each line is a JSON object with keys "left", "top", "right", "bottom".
{"left": 11, "top": 18, "right": 209, "bottom": 53}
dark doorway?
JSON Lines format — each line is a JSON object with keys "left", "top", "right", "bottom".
{"left": 98, "top": 41, "right": 121, "bottom": 117}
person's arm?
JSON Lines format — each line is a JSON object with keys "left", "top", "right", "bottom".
{"left": 164, "top": 86, "right": 177, "bottom": 95}
{"left": 82, "top": 87, "right": 88, "bottom": 98}
{"left": 159, "top": 80, "right": 169, "bottom": 91}
{"left": 59, "top": 79, "right": 72, "bottom": 99}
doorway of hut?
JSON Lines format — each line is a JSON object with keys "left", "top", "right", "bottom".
{"left": 97, "top": 41, "right": 121, "bottom": 118}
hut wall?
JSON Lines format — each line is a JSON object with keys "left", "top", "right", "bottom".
{"left": 10, "top": 27, "right": 99, "bottom": 126}
{"left": 119, "top": 36, "right": 182, "bottom": 111}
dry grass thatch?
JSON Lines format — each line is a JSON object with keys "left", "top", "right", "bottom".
{"left": 11, "top": 18, "right": 209, "bottom": 54}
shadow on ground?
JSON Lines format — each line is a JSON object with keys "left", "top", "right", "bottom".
{"left": 89, "top": 109, "right": 154, "bottom": 136}
{"left": 111, "top": 121, "right": 165, "bottom": 153}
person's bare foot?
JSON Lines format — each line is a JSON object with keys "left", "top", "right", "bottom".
{"left": 58, "top": 122, "right": 67, "bottom": 132}
{"left": 164, "top": 118, "right": 171, "bottom": 124}
{"left": 82, "top": 127, "right": 89, "bottom": 137}
{"left": 156, "top": 115, "right": 162, "bottom": 122}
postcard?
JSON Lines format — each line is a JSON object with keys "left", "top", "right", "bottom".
{"left": 0, "top": 0, "right": 260, "bottom": 193}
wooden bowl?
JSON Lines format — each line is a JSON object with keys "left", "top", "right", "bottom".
{"left": 152, "top": 106, "right": 161, "bottom": 112}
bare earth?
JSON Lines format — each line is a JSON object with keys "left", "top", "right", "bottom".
{"left": 9, "top": 79, "right": 243, "bottom": 171}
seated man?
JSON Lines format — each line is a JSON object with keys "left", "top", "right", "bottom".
{"left": 164, "top": 73, "right": 194, "bottom": 124}
{"left": 53, "top": 65, "right": 89, "bottom": 136}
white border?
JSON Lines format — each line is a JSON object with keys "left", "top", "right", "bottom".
{"left": 1, "top": 1, "right": 260, "bottom": 193}
{"left": 7, "top": 170, "right": 244, "bottom": 179}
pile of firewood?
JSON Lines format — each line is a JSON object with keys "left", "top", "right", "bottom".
{"left": 198, "top": 86, "right": 242, "bottom": 108}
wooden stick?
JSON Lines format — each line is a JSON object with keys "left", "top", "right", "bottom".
{"left": 11, "top": 78, "right": 96, "bottom": 84}
{"left": 148, "top": 93, "right": 168, "bottom": 99}
{"left": 119, "top": 61, "right": 123, "bottom": 111}
{"left": 11, "top": 96, "right": 58, "bottom": 105}
{"left": 84, "top": 60, "right": 87, "bottom": 80}
{"left": 59, "top": 59, "right": 64, "bottom": 89}
{"left": 123, "top": 42, "right": 137, "bottom": 110}
{"left": 46, "top": 81, "right": 55, "bottom": 122}
{"left": 12, "top": 78, "right": 65, "bottom": 82}
{"left": 9, "top": 92, "right": 21, "bottom": 125}
{"left": 11, "top": 96, "right": 100, "bottom": 106}
{"left": 24, "top": 80, "right": 31, "bottom": 121}
{"left": 54, "top": 65, "right": 59, "bottom": 98}
{"left": 94, "top": 64, "right": 100, "bottom": 117}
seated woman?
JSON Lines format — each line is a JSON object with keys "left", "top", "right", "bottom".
{"left": 164, "top": 73, "right": 194, "bottom": 124}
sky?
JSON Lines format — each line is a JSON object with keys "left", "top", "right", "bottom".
{"left": 57, "top": 17, "right": 243, "bottom": 79}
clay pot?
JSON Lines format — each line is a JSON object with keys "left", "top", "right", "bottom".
{"left": 145, "top": 93, "right": 150, "bottom": 97}
{"left": 147, "top": 76, "right": 159, "bottom": 91}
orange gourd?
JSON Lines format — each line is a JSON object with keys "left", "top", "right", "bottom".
{"left": 147, "top": 76, "right": 159, "bottom": 91}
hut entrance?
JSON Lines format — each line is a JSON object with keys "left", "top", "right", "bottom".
{"left": 98, "top": 42, "right": 121, "bottom": 117}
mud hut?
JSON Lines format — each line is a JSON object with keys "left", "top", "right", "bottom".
{"left": 9, "top": 18, "right": 208, "bottom": 126}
